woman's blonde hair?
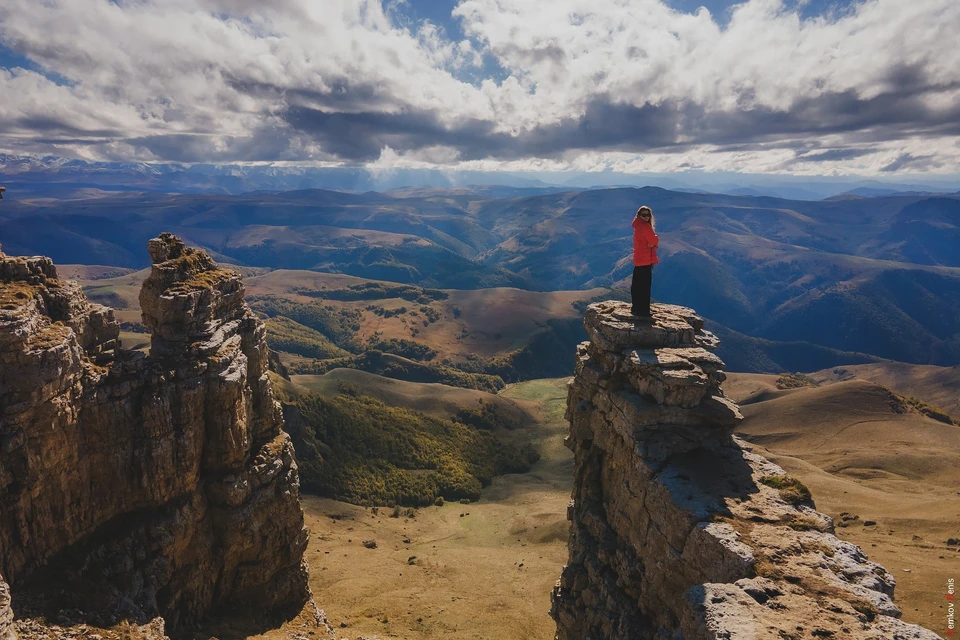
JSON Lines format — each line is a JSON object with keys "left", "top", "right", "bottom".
{"left": 637, "top": 205, "right": 655, "bottom": 230}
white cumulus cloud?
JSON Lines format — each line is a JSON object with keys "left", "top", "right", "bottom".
{"left": 0, "top": 0, "right": 957, "bottom": 175}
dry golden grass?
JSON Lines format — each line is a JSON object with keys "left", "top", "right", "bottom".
{"left": 73, "top": 268, "right": 149, "bottom": 312}
{"left": 811, "top": 361, "right": 960, "bottom": 417}
{"left": 117, "top": 330, "right": 150, "bottom": 353}
{"left": 774, "top": 372, "right": 819, "bottom": 390}
{"left": 759, "top": 475, "right": 813, "bottom": 505}
{"left": 0, "top": 281, "right": 38, "bottom": 307}
{"left": 719, "top": 372, "right": 784, "bottom": 405}
{"left": 57, "top": 264, "right": 137, "bottom": 281}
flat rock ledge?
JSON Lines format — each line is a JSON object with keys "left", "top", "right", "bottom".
{"left": 550, "top": 301, "right": 938, "bottom": 640}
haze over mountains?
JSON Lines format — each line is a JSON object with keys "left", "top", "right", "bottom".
{"left": 2, "top": 154, "right": 958, "bottom": 200}
{"left": 3, "top": 184, "right": 959, "bottom": 371}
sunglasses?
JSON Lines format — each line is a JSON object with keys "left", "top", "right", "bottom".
{"left": 638, "top": 213, "right": 651, "bottom": 218}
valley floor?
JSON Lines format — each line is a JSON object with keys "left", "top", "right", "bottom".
{"left": 259, "top": 378, "right": 574, "bottom": 640}
{"left": 254, "top": 372, "right": 956, "bottom": 640}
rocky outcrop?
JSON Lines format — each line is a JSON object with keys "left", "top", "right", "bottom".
{"left": 0, "top": 575, "right": 13, "bottom": 640}
{"left": 0, "top": 235, "right": 310, "bottom": 637}
{"left": 551, "top": 302, "right": 938, "bottom": 640}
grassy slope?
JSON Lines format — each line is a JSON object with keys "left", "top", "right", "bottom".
{"left": 809, "top": 361, "right": 960, "bottom": 417}
{"left": 261, "top": 373, "right": 958, "bottom": 639}
{"left": 118, "top": 330, "right": 150, "bottom": 353}
{"left": 70, "top": 267, "right": 600, "bottom": 380}
{"left": 76, "top": 267, "right": 149, "bottom": 310}
{"left": 245, "top": 269, "right": 893, "bottom": 376}
{"left": 75, "top": 267, "right": 598, "bottom": 356}
{"left": 288, "top": 369, "right": 534, "bottom": 425}
{"left": 57, "top": 264, "right": 137, "bottom": 281}
{"left": 289, "top": 390, "right": 538, "bottom": 505}
{"left": 708, "top": 321, "right": 883, "bottom": 373}
{"left": 280, "top": 372, "right": 542, "bottom": 506}
{"left": 287, "top": 352, "right": 506, "bottom": 392}
{"left": 263, "top": 315, "right": 350, "bottom": 359}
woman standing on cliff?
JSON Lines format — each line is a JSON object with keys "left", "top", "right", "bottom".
{"left": 631, "top": 205, "right": 659, "bottom": 318}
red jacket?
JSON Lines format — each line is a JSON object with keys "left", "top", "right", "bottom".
{"left": 632, "top": 217, "right": 659, "bottom": 267}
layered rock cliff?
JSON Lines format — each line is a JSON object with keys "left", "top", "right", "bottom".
{"left": 551, "top": 302, "right": 937, "bottom": 640}
{"left": 0, "top": 235, "right": 310, "bottom": 638}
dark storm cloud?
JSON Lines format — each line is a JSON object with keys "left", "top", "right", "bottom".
{"left": 11, "top": 115, "right": 122, "bottom": 139}
{"left": 222, "top": 75, "right": 403, "bottom": 114}
{"left": 276, "top": 81, "right": 960, "bottom": 163}
{"left": 794, "top": 148, "right": 876, "bottom": 163}
{"left": 125, "top": 126, "right": 311, "bottom": 163}
{"left": 880, "top": 153, "right": 938, "bottom": 172}
{"left": 674, "top": 85, "right": 960, "bottom": 148}
{"left": 279, "top": 99, "right": 683, "bottom": 162}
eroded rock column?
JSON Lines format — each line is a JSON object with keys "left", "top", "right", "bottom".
{"left": 551, "top": 301, "right": 938, "bottom": 640}
{"left": 0, "top": 236, "right": 311, "bottom": 636}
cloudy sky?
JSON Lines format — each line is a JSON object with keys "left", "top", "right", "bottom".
{"left": 0, "top": 0, "right": 958, "bottom": 176}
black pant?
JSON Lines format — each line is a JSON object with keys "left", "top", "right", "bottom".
{"left": 631, "top": 265, "right": 652, "bottom": 316}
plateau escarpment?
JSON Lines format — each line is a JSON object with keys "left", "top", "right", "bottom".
{"left": 551, "top": 302, "right": 938, "bottom": 639}
{"left": 0, "top": 234, "right": 311, "bottom": 638}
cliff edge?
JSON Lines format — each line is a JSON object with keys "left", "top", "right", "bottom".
{"left": 551, "top": 302, "right": 938, "bottom": 640}
{"left": 0, "top": 234, "right": 311, "bottom": 638}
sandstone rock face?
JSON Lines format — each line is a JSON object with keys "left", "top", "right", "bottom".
{"left": 0, "top": 235, "right": 310, "bottom": 637}
{"left": 551, "top": 301, "right": 938, "bottom": 640}
{"left": 0, "top": 574, "right": 13, "bottom": 640}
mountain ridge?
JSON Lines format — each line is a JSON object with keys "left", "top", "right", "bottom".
{"left": 3, "top": 153, "right": 957, "bottom": 199}
{"left": 2, "top": 186, "right": 958, "bottom": 367}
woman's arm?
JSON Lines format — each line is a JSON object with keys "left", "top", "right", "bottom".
{"left": 643, "top": 226, "right": 659, "bottom": 248}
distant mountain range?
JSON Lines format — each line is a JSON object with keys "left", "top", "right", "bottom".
{"left": 2, "top": 153, "right": 957, "bottom": 200}
{"left": 2, "top": 184, "right": 959, "bottom": 369}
